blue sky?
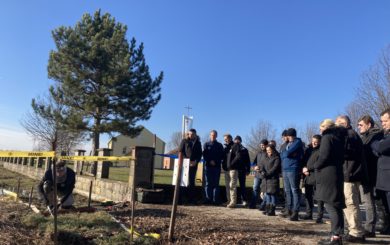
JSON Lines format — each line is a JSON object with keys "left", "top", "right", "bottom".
{"left": 1, "top": 1, "right": 390, "bottom": 151}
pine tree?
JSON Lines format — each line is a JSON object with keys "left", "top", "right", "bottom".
{"left": 47, "top": 10, "right": 163, "bottom": 154}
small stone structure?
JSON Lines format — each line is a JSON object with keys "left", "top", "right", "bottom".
{"left": 0, "top": 146, "right": 155, "bottom": 202}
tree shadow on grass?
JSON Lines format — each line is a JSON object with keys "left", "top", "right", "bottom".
{"left": 54, "top": 230, "right": 93, "bottom": 245}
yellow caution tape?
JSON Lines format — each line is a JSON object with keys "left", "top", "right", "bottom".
{"left": 144, "top": 233, "right": 161, "bottom": 239}
{"left": 128, "top": 228, "right": 160, "bottom": 240}
{"left": 128, "top": 227, "right": 142, "bottom": 237}
{"left": 0, "top": 151, "right": 55, "bottom": 157}
{"left": 57, "top": 156, "right": 134, "bottom": 161}
{"left": 0, "top": 151, "right": 134, "bottom": 161}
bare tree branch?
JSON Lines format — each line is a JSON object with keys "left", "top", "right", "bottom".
{"left": 300, "top": 122, "right": 319, "bottom": 145}
{"left": 347, "top": 45, "right": 390, "bottom": 123}
{"left": 20, "top": 93, "right": 86, "bottom": 154}
{"left": 245, "top": 120, "right": 276, "bottom": 158}
{"left": 167, "top": 131, "right": 182, "bottom": 152}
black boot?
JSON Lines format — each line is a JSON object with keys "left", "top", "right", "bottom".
{"left": 279, "top": 209, "right": 292, "bottom": 218}
{"left": 290, "top": 211, "right": 299, "bottom": 221}
{"left": 316, "top": 215, "right": 324, "bottom": 224}
{"left": 301, "top": 211, "right": 313, "bottom": 220}
{"left": 267, "top": 205, "right": 276, "bottom": 216}
{"left": 262, "top": 204, "right": 269, "bottom": 215}
{"left": 259, "top": 202, "right": 266, "bottom": 211}
{"left": 380, "top": 214, "right": 390, "bottom": 234}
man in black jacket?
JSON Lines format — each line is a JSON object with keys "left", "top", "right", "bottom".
{"left": 249, "top": 139, "right": 268, "bottom": 209}
{"left": 203, "top": 130, "right": 224, "bottom": 205}
{"left": 222, "top": 134, "right": 234, "bottom": 204}
{"left": 372, "top": 108, "right": 390, "bottom": 234}
{"left": 226, "top": 135, "right": 250, "bottom": 208}
{"left": 358, "top": 115, "right": 383, "bottom": 236}
{"left": 38, "top": 161, "right": 76, "bottom": 212}
{"left": 336, "top": 115, "right": 366, "bottom": 242}
{"left": 179, "top": 128, "right": 202, "bottom": 204}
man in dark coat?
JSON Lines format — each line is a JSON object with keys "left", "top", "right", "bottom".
{"left": 203, "top": 130, "right": 224, "bottom": 205}
{"left": 316, "top": 119, "right": 346, "bottom": 245}
{"left": 302, "top": 134, "right": 325, "bottom": 222}
{"left": 226, "top": 135, "right": 250, "bottom": 208}
{"left": 336, "top": 115, "right": 366, "bottom": 242}
{"left": 249, "top": 139, "right": 268, "bottom": 209}
{"left": 358, "top": 115, "right": 383, "bottom": 236}
{"left": 371, "top": 108, "right": 390, "bottom": 234}
{"left": 222, "top": 134, "right": 234, "bottom": 204}
{"left": 38, "top": 161, "right": 76, "bottom": 212}
{"left": 179, "top": 128, "right": 202, "bottom": 204}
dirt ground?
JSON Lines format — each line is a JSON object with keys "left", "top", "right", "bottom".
{"left": 1, "top": 165, "right": 390, "bottom": 245}
{"left": 0, "top": 197, "right": 327, "bottom": 245}
{"left": 113, "top": 202, "right": 390, "bottom": 245}
{"left": 0, "top": 197, "right": 43, "bottom": 245}
{"left": 1, "top": 197, "right": 390, "bottom": 245}
{"left": 113, "top": 203, "right": 329, "bottom": 245}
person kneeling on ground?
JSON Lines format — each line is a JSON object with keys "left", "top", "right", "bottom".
{"left": 38, "top": 160, "right": 76, "bottom": 213}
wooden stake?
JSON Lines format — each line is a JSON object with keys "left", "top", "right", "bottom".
{"left": 130, "top": 159, "right": 136, "bottom": 244}
{"left": 88, "top": 180, "right": 93, "bottom": 208}
{"left": 168, "top": 152, "right": 183, "bottom": 242}
{"left": 29, "top": 186, "right": 34, "bottom": 208}
{"left": 52, "top": 159, "right": 58, "bottom": 245}
{"left": 16, "top": 178, "right": 21, "bottom": 200}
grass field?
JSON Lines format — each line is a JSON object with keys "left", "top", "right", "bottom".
{"left": 109, "top": 167, "right": 255, "bottom": 187}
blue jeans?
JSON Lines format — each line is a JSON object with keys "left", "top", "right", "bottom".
{"left": 204, "top": 166, "right": 221, "bottom": 203}
{"left": 283, "top": 171, "right": 301, "bottom": 212}
{"left": 250, "top": 176, "right": 262, "bottom": 207}
{"left": 260, "top": 193, "right": 268, "bottom": 208}
{"left": 266, "top": 193, "right": 276, "bottom": 206}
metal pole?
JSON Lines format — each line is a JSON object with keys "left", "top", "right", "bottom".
{"left": 52, "top": 158, "right": 58, "bottom": 245}
{"left": 168, "top": 152, "right": 183, "bottom": 242}
{"left": 130, "top": 159, "right": 136, "bottom": 244}
{"left": 88, "top": 180, "right": 93, "bottom": 209}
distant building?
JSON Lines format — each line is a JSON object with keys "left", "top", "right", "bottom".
{"left": 107, "top": 128, "right": 165, "bottom": 169}
{"left": 163, "top": 149, "right": 178, "bottom": 170}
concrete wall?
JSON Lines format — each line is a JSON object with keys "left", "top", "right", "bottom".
{"left": 0, "top": 146, "right": 156, "bottom": 202}
{"left": 1, "top": 159, "right": 130, "bottom": 202}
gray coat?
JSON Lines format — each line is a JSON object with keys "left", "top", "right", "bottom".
{"left": 260, "top": 154, "right": 281, "bottom": 194}
{"left": 372, "top": 132, "right": 390, "bottom": 192}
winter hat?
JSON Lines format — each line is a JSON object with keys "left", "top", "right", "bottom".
{"left": 285, "top": 128, "right": 297, "bottom": 137}
{"left": 282, "top": 130, "right": 288, "bottom": 136}
{"left": 234, "top": 135, "right": 242, "bottom": 142}
{"left": 260, "top": 139, "right": 269, "bottom": 145}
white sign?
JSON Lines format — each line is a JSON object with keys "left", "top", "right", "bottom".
{"left": 172, "top": 158, "right": 190, "bottom": 187}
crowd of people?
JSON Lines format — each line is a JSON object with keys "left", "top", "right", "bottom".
{"left": 178, "top": 108, "right": 390, "bottom": 245}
